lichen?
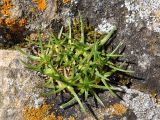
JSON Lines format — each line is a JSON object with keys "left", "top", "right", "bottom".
{"left": 108, "top": 103, "right": 127, "bottom": 116}
{"left": 125, "top": 0, "right": 160, "bottom": 32}
{"left": 0, "top": 0, "right": 28, "bottom": 48}
{"left": 1, "top": 0, "right": 13, "bottom": 16}
{"left": 63, "top": 0, "right": 71, "bottom": 4}
{"left": 32, "top": 0, "right": 46, "bottom": 11}
{"left": 22, "top": 103, "right": 75, "bottom": 120}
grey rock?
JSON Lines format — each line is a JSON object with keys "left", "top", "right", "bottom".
{"left": 0, "top": 50, "right": 44, "bottom": 120}
{"left": 122, "top": 87, "right": 160, "bottom": 120}
{"left": 10, "top": 0, "right": 58, "bottom": 31}
{"left": 65, "top": 0, "right": 160, "bottom": 94}
{"left": 1, "top": 0, "right": 160, "bottom": 119}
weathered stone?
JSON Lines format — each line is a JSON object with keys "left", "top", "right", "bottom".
{"left": 53, "top": 0, "right": 160, "bottom": 119}
{"left": 0, "top": 0, "right": 160, "bottom": 119}
{"left": 0, "top": 50, "right": 44, "bottom": 120}
{"left": 10, "top": 0, "right": 58, "bottom": 31}
{"left": 62, "top": 0, "right": 160, "bottom": 95}
{"left": 121, "top": 87, "right": 160, "bottom": 120}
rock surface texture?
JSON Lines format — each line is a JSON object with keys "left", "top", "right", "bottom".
{"left": 0, "top": 50, "right": 44, "bottom": 120}
{"left": 0, "top": 0, "right": 160, "bottom": 120}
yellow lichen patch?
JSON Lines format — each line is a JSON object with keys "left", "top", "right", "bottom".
{"left": 57, "top": 116, "right": 63, "bottom": 120}
{"left": 23, "top": 103, "right": 51, "bottom": 120}
{"left": 1, "top": 8, "right": 10, "bottom": 16}
{"left": 42, "top": 113, "right": 56, "bottom": 120}
{"left": 0, "top": 17, "right": 27, "bottom": 42}
{"left": 23, "top": 103, "right": 75, "bottom": 120}
{"left": 0, "top": 0, "right": 27, "bottom": 28}
{"left": 1, "top": 0, "right": 13, "bottom": 16}
{"left": 5, "top": 18, "right": 16, "bottom": 27}
{"left": 19, "top": 18, "right": 27, "bottom": 27}
{"left": 108, "top": 103, "right": 126, "bottom": 116}
{"left": 33, "top": 0, "right": 46, "bottom": 11}
{"left": 2, "top": 0, "right": 10, "bottom": 3}
{"left": 68, "top": 116, "right": 75, "bottom": 120}
{"left": 63, "top": 0, "right": 71, "bottom": 4}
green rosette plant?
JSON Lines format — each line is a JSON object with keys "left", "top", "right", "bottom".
{"left": 17, "top": 16, "right": 132, "bottom": 112}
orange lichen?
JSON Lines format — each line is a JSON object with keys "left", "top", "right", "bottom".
{"left": 68, "top": 116, "right": 75, "bottom": 120}
{"left": 0, "top": 0, "right": 27, "bottom": 45}
{"left": 1, "top": 9, "right": 10, "bottom": 16}
{"left": 57, "top": 116, "right": 63, "bottom": 120}
{"left": 1, "top": 0, "right": 13, "bottom": 16}
{"left": 5, "top": 18, "right": 16, "bottom": 26}
{"left": 108, "top": 103, "right": 126, "bottom": 116}
{"left": 33, "top": 0, "right": 46, "bottom": 11}
{"left": 0, "top": 17, "right": 27, "bottom": 33}
{"left": 112, "top": 103, "right": 126, "bottom": 116}
{"left": 2, "top": 0, "right": 10, "bottom": 3}
{"left": 19, "top": 18, "right": 27, "bottom": 27}
{"left": 1, "top": 2, "right": 13, "bottom": 9}
{"left": 23, "top": 103, "right": 53, "bottom": 120}
{"left": 63, "top": 0, "right": 71, "bottom": 4}
{"left": 23, "top": 103, "right": 75, "bottom": 120}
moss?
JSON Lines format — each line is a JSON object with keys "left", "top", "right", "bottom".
{"left": 71, "top": 17, "right": 102, "bottom": 43}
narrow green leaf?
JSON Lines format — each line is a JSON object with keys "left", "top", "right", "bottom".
{"left": 91, "top": 91, "right": 104, "bottom": 107}
{"left": 42, "top": 78, "right": 55, "bottom": 88}
{"left": 38, "top": 31, "right": 44, "bottom": 54}
{"left": 67, "top": 86, "right": 86, "bottom": 112}
{"left": 17, "top": 47, "right": 40, "bottom": 61}
{"left": 41, "top": 87, "right": 65, "bottom": 96}
{"left": 106, "top": 61, "right": 134, "bottom": 73}
{"left": 16, "top": 47, "right": 28, "bottom": 55}
{"left": 58, "top": 26, "right": 64, "bottom": 39}
{"left": 20, "top": 60, "right": 42, "bottom": 71}
{"left": 79, "top": 13, "right": 85, "bottom": 43}
{"left": 101, "top": 78, "right": 116, "bottom": 96}
{"left": 95, "top": 69, "right": 116, "bottom": 96}
{"left": 85, "top": 90, "right": 89, "bottom": 101}
{"left": 105, "top": 54, "right": 124, "bottom": 57}
{"left": 68, "top": 18, "right": 72, "bottom": 44}
{"left": 60, "top": 97, "right": 76, "bottom": 109}
{"left": 90, "top": 84, "right": 114, "bottom": 91}
{"left": 99, "top": 26, "right": 116, "bottom": 46}
{"left": 110, "top": 42, "right": 123, "bottom": 55}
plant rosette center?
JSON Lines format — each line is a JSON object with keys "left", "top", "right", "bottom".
{"left": 18, "top": 15, "right": 133, "bottom": 112}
